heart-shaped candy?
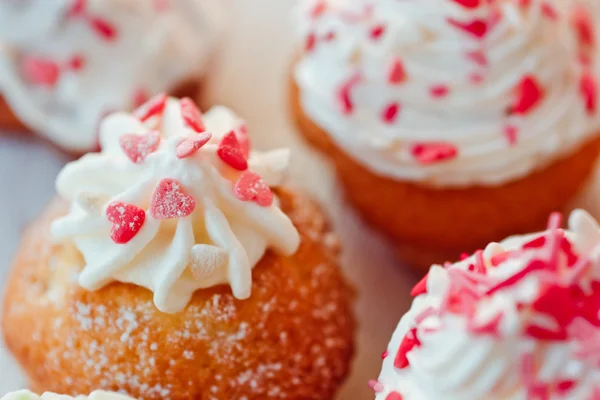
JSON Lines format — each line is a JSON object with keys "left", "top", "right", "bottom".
{"left": 512, "top": 75, "right": 544, "bottom": 115}
{"left": 133, "top": 92, "right": 168, "bottom": 122}
{"left": 217, "top": 132, "right": 248, "bottom": 171}
{"left": 106, "top": 201, "right": 146, "bottom": 244}
{"left": 175, "top": 132, "right": 212, "bottom": 159}
{"left": 119, "top": 130, "right": 161, "bottom": 164}
{"left": 150, "top": 178, "right": 196, "bottom": 219}
{"left": 234, "top": 171, "right": 273, "bottom": 207}
{"left": 180, "top": 97, "right": 206, "bottom": 133}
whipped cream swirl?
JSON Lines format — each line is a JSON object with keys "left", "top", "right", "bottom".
{"left": 52, "top": 97, "right": 300, "bottom": 313}
{"left": 294, "top": 0, "right": 600, "bottom": 187}
{"left": 375, "top": 209, "right": 600, "bottom": 399}
{"left": 0, "top": 0, "right": 222, "bottom": 152}
{"left": 1, "top": 391, "right": 134, "bottom": 400}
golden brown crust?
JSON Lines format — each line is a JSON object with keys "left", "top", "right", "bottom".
{"left": 0, "top": 79, "right": 203, "bottom": 154}
{"left": 290, "top": 76, "right": 600, "bottom": 271}
{"left": 2, "top": 189, "right": 355, "bottom": 400}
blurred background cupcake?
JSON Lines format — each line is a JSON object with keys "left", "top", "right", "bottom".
{"left": 290, "top": 0, "right": 600, "bottom": 270}
{"left": 0, "top": 0, "right": 224, "bottom": 153}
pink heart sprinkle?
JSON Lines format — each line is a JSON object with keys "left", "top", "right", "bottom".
{"left": 66, "top": 54, "right": 86, "bottom": 71}
{"left": 394, "top": 328, "right": 420, "bottom": 369}
{"left": 88, "top": 17, "right": 118, "bottom": 41}
{"left": 133, "top": 92, "right": 168, "bottom": 122}
{"left": 150, "top": 178, "right": 196, "bottom": 219}
{"left": 572, "top": 7, "right": 595, "bottom": 47}
{"left": 411, "top": 142, "right": 458, "bottom": 164}
{"left": 370, "top": 24, "right": 386, "bottom": 40}
{"left": 388, "top": 58, "right": 406, "bottom": 84}
{"left": 175, "top": 132, "right": 212, "bottom": 159}
{"left": 541, "top": 2, "right": 557, "bottom": 19}
{"left": 180, "top": 97, "right": 205, "bottom": 133}
{"left": 452, "top": 0, "right": 481, "bottom": 8}
{"left": 306, "top": 33, "right": 317, "bottom": 52}
{"left": 466, "top": 50, "right": 488, "bottom": 67}
{"left": 217, "top": 132, "right": 248, "bottom": 171}
{"left": 106, "top": 201, "right": 146, "bottom": 244}
{"left": 512, "top": 75, "right": 544, "bottom": 115}
{"left": 580, "top": 72, "right": 598, "bottom": 115}
{"left": 381, "top": 102, "right": 400, "bottom": 124}
{"left": 310, "top": 1, "right": 326, "bottom": 18}
{"left": 119, "top": 130, "right": 161, "bottom": 164}
{"left": 337, "top": 72, "right": 362, "bottom": 115}
{"left": 21, "top": 56, "right": 60, "bottom": 87}
{"left": 67, "top": 0, "right": 86, "bottom": 17}
{"left": 234, "top": 171, "right": 273, "bottom": 207}
{"left": 367, "top": 380, "right": 384, "bottom": 393}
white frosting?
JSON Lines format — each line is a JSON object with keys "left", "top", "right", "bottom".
{"left": 51, "top": 97, "right": 300, "bottom": 313}
{"left": 376, "top": 209, "right": 600, "bottom": 399}
{"left": 0, "top": 0, "right": 223, "bottom": 152}
{"left": 294, "top": 0, "right": 600, "bottom": 187}
{"left": 1, "top": 391, "right": 134, "bottom": 400}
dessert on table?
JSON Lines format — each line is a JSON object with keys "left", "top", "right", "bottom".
{"left": 291, "top": 0, "right": 600, "bottom": 269}
{"left": 0, "top": 0, "right": 222, "bottom": 153}
{"left": 2, "top": 391, "right": 134, "bottom": 400}
{"left": 373, "top": 209, "right": 600, "bottom": 399}
{"left": 1, "top": 96, "right": 355, "bottom": 399}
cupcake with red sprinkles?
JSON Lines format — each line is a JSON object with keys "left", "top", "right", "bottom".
{"left": 291, "top": 0, "right": 600, "bottom": 269}
{"left": 0, "top": 0, "right": 223, "bottom": 153}
{"left": 372, "top": 209, "right": 600, "bottom": 399}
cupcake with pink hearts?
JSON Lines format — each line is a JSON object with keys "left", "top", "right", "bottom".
{"left": 1, "top": 95, "right": 354, "bottom": 399}
{"left": 373, "top": 209, "right": 600, "bottom": 399}
{"left": 291, "top": 0, "right": 600, "bottom": 269}
{"left": 0, "top": 0, "right": 223, "bottom": 153}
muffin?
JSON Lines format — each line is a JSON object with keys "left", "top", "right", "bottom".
{"left": 2, "top": 391, "right": 133, "bottom": 400}
{"left": 0, "top": 0, "right": 223, "bottom": 153}
{"left": 291, "top": 0, "right": 600, "bottom": 270}
{"left": 2, "top": 96, "right": 355, "bottom": 399}
{"left": 372, "top": 209, "right": 600, "bottom": 399}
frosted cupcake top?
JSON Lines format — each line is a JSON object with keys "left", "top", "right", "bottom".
{"left": 51, "top": 96, "right": 300, "bottom": 313}
{"left": 294, "top": 0, "right": 600, "bottom": 187}
{"left": 1, "top": 391, "right": 134, "bottom": 400}
{"left": 374, "top": 209, "right": 600, "bottom": 399}
{"left": 0, "top": 0, "right": 222, "bottom": 152}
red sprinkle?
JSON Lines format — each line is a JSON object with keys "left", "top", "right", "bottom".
{"left": 541, "top": 2, "right": 557, "bottom": 20}
{"left": 411, "top": 142, "right": 458, "bottom": 164}
{"left": 460, "top": 253, "right": 470, "bottom": 260}
{"left": 572, "top": 6, "right": 595, "bottom": 47}
{"left": 382, "top": 103, "right": 400, "bottom": 124}
{"left": 180, "top": 97, "right": 205, "bottom": 133}
{"left": 133, "top": 93, "right": 168, "bottom": 122}
{"left": 337, "top": 72, "right": 362, "bottom": 114}
{"left": 504, "top": 124, "right": 518, "bottom": 146}
{"left": 119, "top": 130, "right": 161, "bottom": 164}
{"left": 368, "top": 380, "right": 384, "bottom": 393}
{"left": 66, "top": 54, "right": 86, "bottom": 71}
{"left": 512, "top": 75, "right": 544, "bottom": 115}
{"left": 21, "top": 56, "right": 60, "bottom": 87}
{"left": 381, "top": 350, "right": 389, "bottom": 359}
{"left": 430, "top": 85, "right": 450, "bottom": 98}
{"left": 452, "top": 0, "right": 481, "bottom": 8}
{"left": 466, "top": 50, "right": 488, "bottom": 67}
{"left": 67, "top": 0, "right": 87, "bottom": 17}
{"left": 310, "top": 0, "right": 327, "bottom": 18}
{"left": 411, "top": 274, "right": 429, "bottom": 297}
{"left": 234, "top": 171, "right": 274, "bottom": 207}
{"left": 394, "top": 328, "right": 420, "bottom": 369}
{"left": 106, "top": 202, "right": 146, "bottom": 244}
{"left": 448, "top": 18, "right": 489, "bottom": 39}
{"left": 175, "top": 132, "right": 212, "bottom": 159}
{"left": 370, "top": 24, "right": 386, "bottom": 40}
{"left": 580, "top": 72, "right": 598, "bottom": 115}
{"left": 88, "top": 17, "right": 118, "bottom": 41}
{"left": 217, "top": 132, "right": 248, "bottom": 171}
{"left": 306, "top": 32, "right": 317, "bottom": 52}
{"left": 150, "top": 178, "right": 196, "bottom": 219}
{"left": 388, "top": 58, "right": 406, "bottom": 85}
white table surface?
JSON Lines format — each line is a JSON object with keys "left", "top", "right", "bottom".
{"left": 1, "top": 1, "right": 600, "bottom": 399}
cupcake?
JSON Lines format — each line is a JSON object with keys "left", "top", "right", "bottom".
{"left": 291, "top": 0, "right": 600, "bottom": 269}
{"left": 2, "top": 96, "right": 355, "bottom": 399}
{"left": 2, "top": 391, "right": 133, "bottom": 400}
{"left": 372, "top": 209, "right": 600, "bottom": 399}
{"left": 0, "top": 0, "right": 222, "bottom": 153}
